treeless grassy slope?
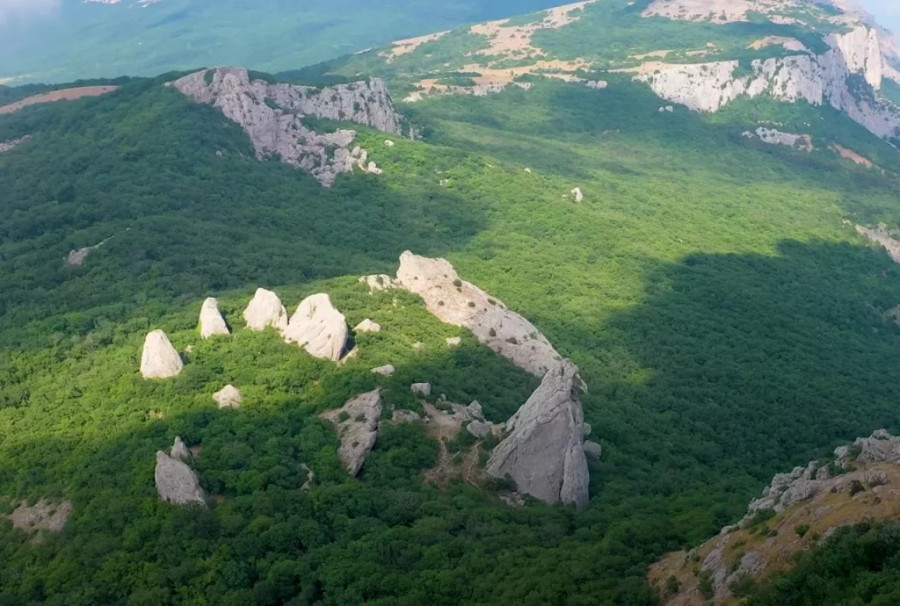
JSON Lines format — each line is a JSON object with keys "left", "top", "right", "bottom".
{"left": 0, "top": 86, "right": 117, "bottom": 115}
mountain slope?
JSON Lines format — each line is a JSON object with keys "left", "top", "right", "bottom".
{"left": 4, "top": 1, "right": 900, "bottom": 604}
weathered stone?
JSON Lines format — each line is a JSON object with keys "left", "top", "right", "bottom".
{"left": 445, "top": 336, "right": 461, "bottom": 346}
{"left": 154, "top": 451, "right": 207, "bottom": 507}
{"left": 243, "top": 288, "right": 288, "bottom": 331}
{"left": 171, "top": 67, "right": 404, "bottom": 186}
{"left": 282, "top": 293, "right": 348, "bottom": 361}
{"left": 321, "top": 390, "right": 383, "bottom": 476}
{"left": 213, "top": 384, "right": 243, "bottom": 409}
{"left": 199, "top": 297, "right": 230, "bottom": 339}
{"left": 140, "top": 330, "right": 183, "bottom": 379}
{"left": 467, "top": 420, "right": 492, "bottom": 439}
{"left": 487, "top": 360, "right": 589, "bottom": 509}
{"left": 392, "top": 409, "right": 421, "bottom": 423}
{"left": 411, "top": 383, "right": 432, "bottom": 397}
{"left": 170, "top": 436, "right": 192, "bottom": 463}
{"left": 354, "top": 318, "right": 381, "bottom": 333}
{"left": 359, "top": 274, "right": 397, "bottom": 292}
{"left": 371, "top": 364, "right": 396, "bottom": 376}
{"left": 571, "top": 187, "right": 584, "bottom": 202}
{"left": 396, "top": 251, "right": 561, "bottom": 377}
{"left": 6, "top": 499, "right": 72, "bottom": 534}
{"left": 583, "top": 440, "right": 602, "bottom": 459}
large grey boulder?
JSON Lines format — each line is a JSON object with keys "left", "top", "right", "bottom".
{"left": 320, "top": 390, "right": 383, "bottom": 476}
{"left": 396, "top": 251, "right": 561, "bottom": 377}
{"left": 199, "top": 297, "right": 230, "bottom": 339}
{"left": 154, "top": 451, "right": 208, "bottom": 507}
{"left": 243, "top": 288, "right": 289, "bottom": 332}
{"left": 140, "top": 330, "right": 184, "bottom": 379}
{"left": 487, "top": 360, "right": 589, "bottom": 509}
{"left": 170, "top": 436, "right": 192, "bottom": 463}
{"left": 282, "top": 293, "right": 348, "bottom": 361}
{"left": 213, "top": 384, "right": 243, "bottom": 409}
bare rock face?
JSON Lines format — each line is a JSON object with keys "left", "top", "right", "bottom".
{"left": 634, "top": 25, "right": 900, "bottom": 141}
{"left": 743, "top": 127, "right": 813, "bottom": 151}
{"left": 487, "top": 360, "right": 589, "bottom": 509}
{"left": 154, "top": 451, "right": 208, "bottom": 507}
{"left": 396, "top": 251, "right": 561, "bottom": 377}
{"left": 171, "top": 67, "right": 405, "bottom": 186}
{"left": 857, "top": 224, "right": 900, "bottom": 263}
{"left": 583, "top": 440, "right": 602, "bottom": 459}
{"left": 320, "top": 390, "right": 383, "bottom": 477}
{"left": 243, "top": 288, "right": 289, "bottom": 332}
{"left": 282, "top": 293, "right": 348, "bottom": 361}
{"left": 170, "top": 436, "right": 192, "bottom": 463}
{"left": 213, "top": 384, "right": 243, "bottom": 409}
{"left": 140, "top": 330, "right": 183, "bottom": 379}
{"left": 467, "top": 420, "right": 492, "bottom": 439}
{"left": 199, "top": 297, "right": 230, "bottom": 339}
{"left": 354, "top": 318, "right": 381, "bottom": 333}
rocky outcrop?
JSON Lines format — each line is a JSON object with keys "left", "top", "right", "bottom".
{"left": 0, "top": 135, "right": 31, "bottom": 153}
{"left": 396, "top": 251, "right": 561, "bottom": 377}
{"left": 354, "top": 318, "right": 381, "bottom": 333}
{"left": 371, "top": 364, "right": 396, "bottom": 376}
{"left": 6, "top": 499, "right": 72, "bottom": 534}
{"left": 634, "top": 26, "right": 900, "bottom": 141}
{"left": 154, "top": 448, "right": 207, "bottom": 507}
{"left": 140, "top": 330, "right": 183, "bottom": 379}
{"left": 171, "top": 67, "right": 405, "bottom": 186}
{"left": 467, "top": 420, "right": 492, "bottom": 439}
{"left": 650, "top": 430, "right": 900, "bottom": 605}
{"left": 486, "top": 360, "right": 589, "bottom": 509}
{"left": 392, "top": 409, "right": 421, "bottom": 423}
{"left": 170, "top": 436, "right": 192, "bottom": 463}
{"left": 743, "top": 126, "right": 813, "bottom": 151}
{"left": 282, "top": 293, "right": 348, "bottom": 361}
{"left": 199, "top": 297, "right": 230, "bottom": 339}
{"left": 411, "top": 382, "right": 432, "bottom": 397}
{"left": 320, "top": 390, "right": 383, "bottom": 477}
{"left": 583, "top": 440, "right": 602, "bottom": 459}
{"left": 213, "top": 384, "right": 243, "bottom": 409}
{"left": 359, "top": 274, "right": 398, "bottom": 292}
{"left": 571, "top": 187, "right": 584, "bottom": 202}
{"left": 243, "top": 288, "right": 289, "bottom": 332}
{"left": 857, "top": 224, "right": 900, "bottom": 263}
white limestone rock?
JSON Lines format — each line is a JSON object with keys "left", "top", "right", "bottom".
{"left": 170, "top": 436, "right": 192, "bottom": 463}
{"left": 320, "top": 390, "right": 383, "bottom": 476}
{"left": 140, "top": 330, "right": 184, "bottom": 379}
{"left": 371, "top": 364, "right": 396, "bottom": 376}
{"left": 445, "top": 336, "right": 462, "bottom": 346}
{"left": 154, "top": 451, "right": 208, "bottom": 507}
{"left": 571, "top": 187, "right": 584, "bottom": 202}
{"left": 392, "top": 409, "right": 422, "bottom": 423}
{"left": 243, "top": 288, "right": 289, "bottom": 331}
{"left": 171, "top": 67, "right": 404, "bottom": 186}
{"left": 199, "top": 297, "right": 230, "bottom": 339}
{"left": 282, "top": 293, "right": 348, "bottom": 361}
{"left": 467, "top": 420, "right": 492, "bottom": 439}
{"left": 359, "top": 274, "right": 397, "bottom": 292}
{"left": 213, "top": 384, "right": 243, "bottom": 409}
{"left": 354, "top": 318, "right": 381, "bottom": 333}
{"left": 396, "top": 251, "right": 561, "bottom": 377}
{"left": 411, "top": 383, "right": 432, "bottom": 397}
{"left": 583, "top": 440, "right": 602, "bottom": 459}
{"left": 487, "top": 360, "right": 589, "bottom": 509}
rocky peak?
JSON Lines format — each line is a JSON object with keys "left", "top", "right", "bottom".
{"left": 486, "top": 360, "right": 589, "bottom": 509}
{"left": 171, "top": 67, "right": 406, "bottom": 186}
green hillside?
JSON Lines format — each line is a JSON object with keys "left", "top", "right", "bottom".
{"left": 2, "top": 57, "right": 900, "bottom": 602}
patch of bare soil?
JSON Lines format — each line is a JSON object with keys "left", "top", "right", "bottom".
{"left": 7, "top": 499, "right": 72, "bottom": 538}
{"left": 421, "top": 403, "right": 485, "bottom": 488}
{"left": 830, "top": 143, "right": 874, "bottom": 168}
{"left": 470, "top": 1, "right": 594, "bottom": 57}
{"left": 0, "top": 86, "right": 118, "bottom": 115}
{"left": 385, "top": 31, "right": 450, "bottom": 60}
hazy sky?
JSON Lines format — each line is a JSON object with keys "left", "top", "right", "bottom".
{"left": 0, "top": 0, "right": 58, "bottom": 25}
{"left": 858, "top": 0, "right": 900, "bottom": 31}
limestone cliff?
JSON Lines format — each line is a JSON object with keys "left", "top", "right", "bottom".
{"left": 635, "top": 25, "right": 900, "bottom": 141}
{"left": 171, "top": 67, "right": 406, "bottom": 186}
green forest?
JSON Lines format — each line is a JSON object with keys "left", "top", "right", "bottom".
{"left": 2, "top": 51, "right": 900, "bottom": 605}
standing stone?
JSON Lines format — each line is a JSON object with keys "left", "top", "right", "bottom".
{"left": 154, "top": 451, "right": 208, "bottom": 507}
{"left": 320, "top": 390, "right": 383, "bottom": 476}
{"left": 213, "top": 385, "right": 243, "bottom": 409}
{"left": 140, "top": 330, "right": 184, "bottom": 379}
{"left": 487, "top": 360, "right": 589, "bottom": 509}
{"left": 243, "top": 288, "right": 289, "bottom": 331}
{"left": 282, "top": 293, "right": 349, "bottom": 361}
{"left": 199, "top": 297, "right": 230, "bottom": 339}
